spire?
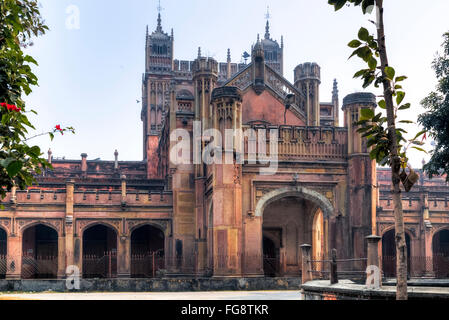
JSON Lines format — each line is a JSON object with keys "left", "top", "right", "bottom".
{"left": 265, "top": 20, "right": 270, "bottom": 39}
{"left": 198, "top": 47, "right": 202, "bottom": 58}
{"left": 156, "top": 0, "right": 164, "bottom": 32}
{"left": 227, "top": 48, "right": 231, "bottom": 63}
{"left": 264, "top": 6, "right": 271, "bottom": 39}
{"left": 156, "top": 13, "right": 162, "bottom": 32}
{"left": 257, "top": 33, "right": 260, "bottom": 43}
{"left": 332, "top": 79, "right": 339, "bottom": 101}
{"left": 281, "top": 35, "right": 284, "bottom": 49}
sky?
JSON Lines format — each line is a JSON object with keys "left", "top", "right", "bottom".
{"left": 24, "top": 0, "right": 449, "bottom": 167}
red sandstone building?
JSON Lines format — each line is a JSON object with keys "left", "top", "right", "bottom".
{"left": 0, "top": 15, "right": 448, "bottom": 280}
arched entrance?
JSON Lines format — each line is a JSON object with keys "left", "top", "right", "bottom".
{"left": 130, "top": 225, "right": 165, "bottom": 278}
{"left": 381, "top": 229, "right": 411, "bottom": 278}
{"left": 260, "top": 187, "right": 331, "bottom": 277}
{"left": 432, "top": 229, "right": 449, "bottom": 278}
{"left": 82, "top": 224, "right": 117, "bottom": 278}
{"left": 22, "top": 224, "right": 58, "bottom": 279}
{"left": 0, "top": 228, "right": 6, "bottom": 279}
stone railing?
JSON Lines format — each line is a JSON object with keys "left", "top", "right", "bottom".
{"left": 242, "top": 126, "right": 348, "bottom": 162}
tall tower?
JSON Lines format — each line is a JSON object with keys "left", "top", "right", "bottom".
{"left": 209, "top": 86, "right": 243, "bottom": 276}
{"left": 342, "top": 92, "right": 378, "bottom": 259}
{"left": 258, "top": 19, "right": 284, "bottom": 75}
{"left": 192, "top": 54, "right": 218, "bottom": 275}
{"left": 141, "top": 12, "right": 174, "bottom": 178}
{"left": 294, "top": 63, "right": 321, "bottom": 126}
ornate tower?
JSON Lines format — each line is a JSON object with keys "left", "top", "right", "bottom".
{"left": 258, "top": 20, "right": 284, "bottom": 75}
{"left": 294, "top": 63, "right": 321, "bottom": 126}
{"left": 342, "top": 92, "right": 378, "bottom": 259}
{"left": 191, "top": 54, "right": 218, "bottom": 275}
{"left": 209, "top": 86, "right": 243, "bottom": 276}
{"left": 141, "top": 13, "right": 174, "bottom": 178}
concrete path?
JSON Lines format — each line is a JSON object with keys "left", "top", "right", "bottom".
{"left": 0, "top": 290, "right": 302, "bottom": 300}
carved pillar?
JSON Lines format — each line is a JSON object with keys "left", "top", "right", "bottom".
{"left": 65, "top": 180, "right": 75, "bottom": 278}
{"left": 57, "top": 236, "right": 66, "bottom": 279}
{"left": 117, "top": 235, "right": 131, "bottom": 278}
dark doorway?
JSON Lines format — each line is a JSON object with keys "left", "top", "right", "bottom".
{"left": 0, "top": 228, "right": 6, "bottom": 279}
{"left": 382, "top": 229, "right": 411, "bottom": 278}
{"left": 433, "top": 229, "right": 449, "bottom": 278}
{"left": 22, "top": 224, "right": 58, "bottom": 279}
{"left": 263, "top": 236, "right": 279, "bottom": 277}
{"left": 131, "top": 225, "right": 165, "bottom": 278}
{"left": 82, "top": 225, "right": 117, "bottom": 278}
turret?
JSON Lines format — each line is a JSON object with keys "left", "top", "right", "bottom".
{"left": 342, "top": 92, "right": 377, "bottom": 154}
{"left": 192, "top": 54, "right": 218, "bottom": 130}
{"left": 252, "top": 38, "right": 265, "bottom": 95}
{"left": 294, "top": 62, "right": 321, "bottom": 126}
{"left": 342, "top": 92, "right": 378, "bottom": 259}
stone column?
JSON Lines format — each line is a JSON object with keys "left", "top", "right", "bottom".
{"left": 65, "top": 180, "right": 75, "bottom": 278}
{"left": 117, "top": 235, "right": 131, "bottom": 278}
{"left": 300, "top": 244, "right": 312, "bottom": 283}
{"left": 57, "top": 236, "right": 66, "bottom": 279}
{"left": 366, "top": 235, "right": 381, "bottom": 268}
{"left": 366, "top": 235, "right": 382, "bottom": 287}
{"left": 6, "top": 235, "right": 22, "bottom": 279}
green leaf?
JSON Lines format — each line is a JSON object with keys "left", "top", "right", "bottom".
{"left": 396, "top": 91, "right": 405, "bottom": 105}
{"left": 411, "top": 146, "right": 427, "bottom": 153}
{"left": 368, "top": 57, "right": 377, "bottom": 70}
{"left": 358, "top": 27, "right": 370, "bottom": 41}
{"left": 6, "top": 161, "right": 23, "bottom": 177}
{"left": 360, "top": 108, "right": 375, "bottom": 119}
{"left": 395, "top": 76, "right": 408, "bottom": 82}
{"left": 385, "top": 66, "right": 396, "bottom": 80}
{"left": 348, "top": 39, "right": 362, "bottom": 48}
{"left": 378, "top": 100, "right": 386, "bottom": 109}
{"left": 398, "top": 103, "right": 411, "bottom": 110}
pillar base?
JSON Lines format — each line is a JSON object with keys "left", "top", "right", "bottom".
{"left": 117, "top": 273, "right": 131, "bottom": 279}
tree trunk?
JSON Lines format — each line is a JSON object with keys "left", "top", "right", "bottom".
{"left": 375, "top": 0, "right": 408, "bottom": 300}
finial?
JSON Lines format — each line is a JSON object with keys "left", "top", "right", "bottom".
{"left": 281, "top": 35, "right": 284, "bottom": 49}
{"left": 156, "top": 0, "right": 164, "bottom": 32}
{"left": 48, "top": 148, "right": 52, "bottom": 164}
{"left": 332, "top": 79, "right": 339, "bottom": 102}
{"left": 198, "top": 47, "right": 201, "bottom": 58}
{"left": 265, "top": 20, "right": 270, "bottom": 39}
{"left": 227, "top": 48, "right": 231, "bottom": 62}
{"left": 257, "top": 33, "right": 260, "bottom": 42}
{"left": 264, "top": 6, "right": 271, "bottom": 39}
{"left": 171, "top": 28, "right": 174, "bottom": 38}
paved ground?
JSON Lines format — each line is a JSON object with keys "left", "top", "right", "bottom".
{"left": 0, "top": 290, "right": 302, "bottom": 300}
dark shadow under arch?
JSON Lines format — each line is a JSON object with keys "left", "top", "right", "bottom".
{"left": 22, "top": 224, "right": 58, "bottom": 279}
{"left": 130, "top": 225, "right": 165, "bottom": 278}
{"left": 82, "top": 224, "right": 117, "bottom": 278}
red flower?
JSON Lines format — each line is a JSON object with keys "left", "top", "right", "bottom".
{"left": 55, "top": 125, "right": 64, "bottom": 135}
{"left": 1, "top": 102, "right": 21, "bottom": 112}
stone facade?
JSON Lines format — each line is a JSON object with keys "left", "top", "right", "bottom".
{"left": 0, "top": 14, "right": 447, "bottom": 281}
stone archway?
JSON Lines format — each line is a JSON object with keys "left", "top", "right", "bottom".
{"left": 381, "top": 228, "right": 411, "bottom": 278}
{"left": 130, "top": 224, "right": 165, "bottom": 278}
{"left": 432, "top": 229, "right": 449, "bottom": 278}
{"left": 82, "top": 224, "right": 117, "bottom": 278}
{"left": 258, "top": 186, "right": 333, "bottom": 277}
{"left": 21, "top": 224, "right": 58, "bottom": 279}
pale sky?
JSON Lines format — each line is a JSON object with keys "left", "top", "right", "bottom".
{"left": 24, "top": 0, "right": 449, "bottom": 167}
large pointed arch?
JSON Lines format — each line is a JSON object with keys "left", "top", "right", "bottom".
{"left": 255, "top": 186, "right": 334, "bottom": 218}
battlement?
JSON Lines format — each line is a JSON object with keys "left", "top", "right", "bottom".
{"left": 294, "top": 62, "right": 321, "bottom": 83}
